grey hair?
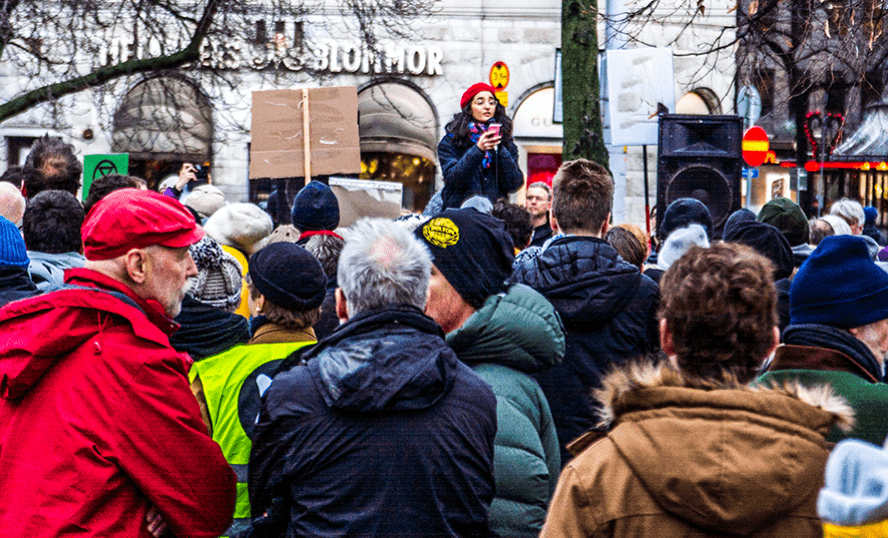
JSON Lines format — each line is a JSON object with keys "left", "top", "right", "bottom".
{"left": 527, "top": 181, "right": 552, "bottom": 200}
{"left": 337, "top": 218, "right": 431, "bottom": 317}
{"left": 830, "top": 198, "right": 865, "bottom": 228}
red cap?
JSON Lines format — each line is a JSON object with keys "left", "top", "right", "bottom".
{"left": 460, "top": 83, "right": 499, "bottom": 110}
{"left": 82, "top": 189, "right": 205, "bottom": 261}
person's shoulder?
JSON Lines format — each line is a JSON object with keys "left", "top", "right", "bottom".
{"left": 451, "top": 360, "right": 497, "bottom": 408}
{"left": 261, "top": 362, "right": 326, "bottom": 419}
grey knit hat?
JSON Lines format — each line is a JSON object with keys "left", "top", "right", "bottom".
{"left": 187, "top": 236, "right": 243, "bottom": 312}
{"left": 203, "top": 202, "right": 273, "bottom": 256}
{"left": 184, "top": 184, "right": 227, "bottom": 221}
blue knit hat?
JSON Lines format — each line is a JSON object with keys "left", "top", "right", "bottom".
{"left": 0, "top": 216, "right": 28, "bottom": 268}
{"left": 865, "top": 206, "right": 878, "bottom": 227}
{"left": 791, "top": 235, "right": 888, "bottom": 328}
{"left": 819, "top": 438, "right": 888, "bottom": 528}
{"left": 291, "top": 181, "right": 340, "bottom": 232}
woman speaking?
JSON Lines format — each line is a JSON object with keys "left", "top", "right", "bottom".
{"left": 438, "top": 83, "right": 524, "bottom": 210}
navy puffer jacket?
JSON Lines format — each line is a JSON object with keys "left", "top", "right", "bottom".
{"left": 512, "top": 236, "right": 660, "bottom": 465}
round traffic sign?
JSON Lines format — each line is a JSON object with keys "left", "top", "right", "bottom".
{"left": 742, "top": 126, "right": 769, "bottom": 167}
{"left": 489, "top": 62, "right": 510, "bottom": 91}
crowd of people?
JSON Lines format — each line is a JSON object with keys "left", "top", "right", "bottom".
{"left": 2, "top": 87, "right": 888, "bottom": 538}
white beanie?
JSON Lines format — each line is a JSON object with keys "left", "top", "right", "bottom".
{"left": 657, "top": 224, "right": 710, "bottom": 271}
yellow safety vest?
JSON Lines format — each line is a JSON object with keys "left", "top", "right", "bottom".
{"left": 190, "top": 340, "right": 313, "bottom": 536}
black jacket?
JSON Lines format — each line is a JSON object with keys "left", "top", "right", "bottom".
{"left": 511, "top": 236, "right": 660, "bottom": 465}
{"left": 530, "top": 221, "right": 555, "bottom": 248}
{"left": 0, "top": 266, "right": 39, "bottom": 307}
{"left": 438, "top": 133, "right": 523, "bottom": 210}
{"left": 247, "top": 305, "right": 497, "bottom": 538}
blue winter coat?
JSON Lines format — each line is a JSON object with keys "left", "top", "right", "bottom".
{"left": 247, "top": 305, "right": 497, "bottom": 538}
{"left": 438, "top": 133, "right": 524, "bottom": 210}
{"left": 512, "top": 236, "right": 660, "bottom": 466}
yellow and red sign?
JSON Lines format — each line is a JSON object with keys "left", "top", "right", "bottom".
{"left": 742, "top": 126, "right": 769, "bottom": 167}
{"left": 489, "top": 62, "right": 510, "bottom": 91}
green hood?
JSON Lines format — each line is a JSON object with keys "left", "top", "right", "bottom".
{"left": 446, "top": 283, "right": 564, "bottom": 374}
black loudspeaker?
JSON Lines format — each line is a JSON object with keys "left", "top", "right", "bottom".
{"left": 657, "top": 114, "right": 743, "bottom": 238}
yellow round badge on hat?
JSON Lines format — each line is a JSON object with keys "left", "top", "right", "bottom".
{"left": 423, "top": 218, "right": 460, "bottom": 248}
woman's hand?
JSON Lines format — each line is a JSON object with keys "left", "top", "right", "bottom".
{"left": 476, "top": 129, "right": 502, "bottom": 152}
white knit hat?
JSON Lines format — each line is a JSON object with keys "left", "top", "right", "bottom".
{"left": 657, "top": 224, "right": 710, "bottom": 271}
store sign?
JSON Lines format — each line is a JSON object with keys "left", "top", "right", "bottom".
{"left": 101, "top": 36, "right": 443, "bottom": 76}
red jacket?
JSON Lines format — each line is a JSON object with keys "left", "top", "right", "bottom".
{"left": 0, "top": 268, "right": 236, "bottom": 537}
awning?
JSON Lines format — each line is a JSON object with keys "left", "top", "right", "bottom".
{"left": 112, "top": 76, "right": 213, "bottom": 161}
{"left": 833, "top": 104, "right": 888, "bottom": 161}
{"left": 358, "top": 83, "right": 437, "bottom": 162}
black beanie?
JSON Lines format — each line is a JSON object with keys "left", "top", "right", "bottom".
{"left": 248, "top": 242, "right": 327, "bottom": 311}
{"left": 415, "top": 208, "right": 514, "bottom": 309}
{"left": 659, "top": 198, "right": 712, "bottom": 241}
{"left": 723, "top": 220, "right": 794, "bottom": 280}
{"left": 723, "top": 208, "right": 757, "bottom": 239}
{"left": 291, "top": 181, "right": 340, "bottom": 232}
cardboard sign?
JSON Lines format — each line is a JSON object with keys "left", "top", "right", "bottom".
{"left": 329, "top": 178, "right": 402, "bottom": 229}
{"left": 83, "top": 154, "right": 129, "bottom": 201}
{"left": 250, "top": 87, "right": 361, "bottom": 180}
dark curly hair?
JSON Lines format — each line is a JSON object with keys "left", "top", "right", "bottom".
{"left": 492, "top": 200, "right": 533, "bottom": 250}
{"left": 444, "top": 100, "right": 513, "bottom": 149}
{"left": 22, "top": 190, "right": 85, "bottom": 254}
{"left": 659, "top": 242, "right": 777, "bottom": 384}
{"left": 83, "top": 174, "right": 142, "bottom": 215}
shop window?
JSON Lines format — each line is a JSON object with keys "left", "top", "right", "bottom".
{"left": 526, "top": 153, "right": 562, "bottom": 187}
{"left": 826, "top": 78, "right": 848, "bottom": 115}
{"left": 863, "top": 70, "right": 884, "bottom": 109}
{"left": 360, "top": 152, "right": 435, "bottom": 213}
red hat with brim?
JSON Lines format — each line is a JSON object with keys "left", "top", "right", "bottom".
{"left": 82, "top": 188, "right": 205, "bottom": 261}
{"left": 460, "top": 83, "right": 499, "bottom": 110}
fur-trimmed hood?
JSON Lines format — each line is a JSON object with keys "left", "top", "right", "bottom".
{"left": 589, "top": 361, "right": 854, "bottom": 535}
{"left": 595, "top": 360, "right": 855, "bottom": 431}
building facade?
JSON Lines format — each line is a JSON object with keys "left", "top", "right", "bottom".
{"left": 0, "top": 0, "right": 736, "bottom": 227}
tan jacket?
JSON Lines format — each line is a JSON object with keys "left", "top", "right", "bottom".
{"left": 541, "top": 362, "right": 855, "bottom": 538}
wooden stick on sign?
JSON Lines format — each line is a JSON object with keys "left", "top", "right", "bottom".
{"left": 302, "top": 88, "right": 311, "bottom": 182}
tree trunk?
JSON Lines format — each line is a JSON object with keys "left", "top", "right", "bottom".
{"left": 561, "top": 0, "right": 609, "bottom": 168}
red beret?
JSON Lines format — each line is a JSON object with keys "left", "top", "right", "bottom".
{"left": 82, "top": 189, "right": 205, "bottom": 261}
{"left": 460, "top": 83, "right": 499, "bottom": 110}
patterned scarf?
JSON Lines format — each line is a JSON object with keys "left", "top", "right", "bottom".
{"left": 468, "top": 121, "right": 493, "bottom": 169}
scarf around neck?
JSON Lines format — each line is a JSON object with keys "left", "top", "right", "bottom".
{"left": 782, "top": 323, "right": 885, "bottom": 382}
{"left": 468, "top": 121, "right": 493, "bottom": 169}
